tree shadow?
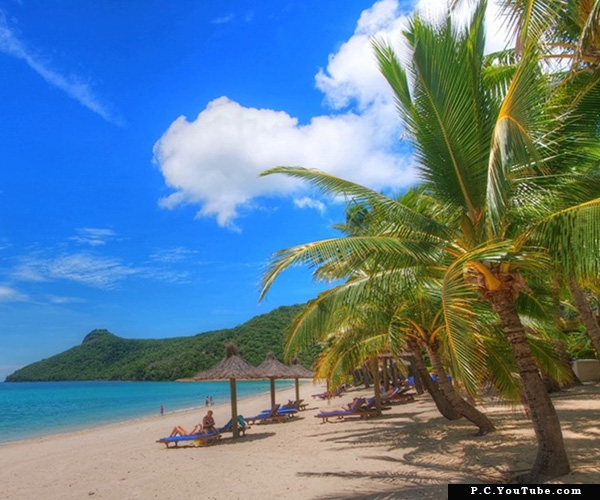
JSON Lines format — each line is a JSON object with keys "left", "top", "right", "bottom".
{"left": 295, "top": 386, "right": 600, "bottom": 499}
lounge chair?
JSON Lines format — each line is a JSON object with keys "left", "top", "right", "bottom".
{"left": 285, "top": 399, "right": 307, "bottom": 410}
{"left": 383, "top": 386, "right": 415, "bottom": 404}
{"left": 218, "top": 415, "right": 249, "bottom": 436}
{"left": 246, "top": 404, "right": 290, "bottom": 424}
{"left": 294, "top": 399, "right": 308, "bottom": 411}
{"left": 156, "top": 431, "right": 220, "bottom": 448}
{"left": 314, "top": 397, "right": 378, "bottom": 423}
{"left": 363, "top": 397, "right": 391, "bottom": 412}
{"left": 277, "top": 402, "right": 299, "bottom": 416}
{"left": 311, "top": 388, "right": 344, "bottom": 400}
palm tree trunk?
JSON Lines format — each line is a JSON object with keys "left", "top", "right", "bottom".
{"left": 362, "top": 364, "right": 371, "bottom": 388}
{"left": 569, "top": 279, "right": 600, "bottom": 357}
{"left": 425, "top": 342, "right": 495, "bottom": 435}
{"left": 488, "top": 287, "right": 570, "bottom": 481}
{"left": 408, "top": 355, "right": 425, "bottom": 394}
{"left": 408, "top": 340, "right": 461, "bottom": 420}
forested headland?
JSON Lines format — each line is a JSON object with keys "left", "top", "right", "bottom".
{"left": 5, "top": 305, "right": 315, "bottom": 382}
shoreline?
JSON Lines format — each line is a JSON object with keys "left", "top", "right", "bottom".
{"left": 0, "top": 383, "right": 597, "bottom": 499}
{"left": 0, "top": 379, "right": 317, "bottom": 448}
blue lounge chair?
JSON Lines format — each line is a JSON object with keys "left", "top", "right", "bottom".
{"left": 218, "top": 415, "right": 249, "bottom": 436}
{"left": 314, "top": 397, "right": 377, "bottom": 423}
{"left": 277, "top": 402, "right": 299, "bottom": 416}
{"left": 246, "top": 404, "right": 290, "bottom": 424}
{"left": 363, "top": 397, "right": 391, "bottom": 412}
{"left": 156, "top": 431, "right": 220, "bottom": 448}
{"left": 383, "top": 386, "right": 415, "bottom": 404}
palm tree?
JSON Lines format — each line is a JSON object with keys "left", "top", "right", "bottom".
{"left": 261, "top": 2, "right": 600, "bottom": 481}
{"left": 496, "top": 0, "right": 600, "bottom": 357}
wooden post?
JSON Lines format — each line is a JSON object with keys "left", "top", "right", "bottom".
{"left": 295, "top": 378, "right": 300, "bottom": 408}
{"left": 371, "top": 358, "right": 382, "bottom": 415}
{"left": 230, "top": 378, "right": 239, "bottom": 438}
{"left": 270, "top": 378, "right": 276, "bottom": 408}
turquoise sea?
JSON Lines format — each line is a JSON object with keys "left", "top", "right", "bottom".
{"left": 0, "top": 380, "right": 292, "bottom": 444}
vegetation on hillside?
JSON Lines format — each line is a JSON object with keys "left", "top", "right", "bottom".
{"left": 5, "top": 305, "right": 317, "bottom": 382}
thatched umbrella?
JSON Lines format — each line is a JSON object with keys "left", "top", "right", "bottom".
{"left": 289, "top": 357, "right": 314, "bottom": 408}
{"left": 256, "top": 352, "right": 296, "bottom": 409}
{"left": 194, "top": 343, "right": 259, "bottom": 438}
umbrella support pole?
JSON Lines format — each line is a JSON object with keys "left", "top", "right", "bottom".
{"left": 270, "top": 378, "right": 276, "bottom": 409}
{"left": 230, "top": 378, "right": 239, "bottom": 438}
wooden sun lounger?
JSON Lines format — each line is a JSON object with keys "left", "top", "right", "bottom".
{"left": 246, "top": 404, "right": 291, "bottom": 424}
{"left": 384, "top": 387, "right": 415, "bottom": 404}
{"left": 314, "top": 397, "right": 378, "bottom": 423}
{"left": 156, "top": 432, "right": 221, "bottom": 448}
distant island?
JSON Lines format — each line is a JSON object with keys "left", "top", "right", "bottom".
{"left": 5, "top": 305, "right": 316, "bottom": 382}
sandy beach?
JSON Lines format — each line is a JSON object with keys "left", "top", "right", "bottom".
{"left": 1, "top": 382, "right": 598, "bottom": 500}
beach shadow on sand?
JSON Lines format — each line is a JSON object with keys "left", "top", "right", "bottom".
{"left": 159, "top": 431, "right": 276, "bottom": 449}
{"left": 301, "top": 385, "right": 600, "bottom": 500}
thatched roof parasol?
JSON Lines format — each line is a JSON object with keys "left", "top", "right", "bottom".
{"left": 194, "top": 343, "right": 259, "bottom": 381}
{"left": 256, "top": 353, "right": 296, "bottom": 408}
{"left": 289, "top": 357, "right": 314, "bottom": 378}
{"left": 194, "top": 343, "right": 260, "bottom": 438}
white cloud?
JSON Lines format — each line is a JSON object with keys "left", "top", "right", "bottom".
{"left": 12, "top": 253, "right": 138, "bottom": 289}
{"left": 212, "top": 14, "right": 234, "bottom": 25}
{"left": 149, "top": 246, "right": 200, "bottom": 264}
{"left": 0, "top": 10, "right": 123, "bottom": 125}
{"left": 154, "top": 0, "right": 513, "bottom": 229}
{"left": 70, "top": 228, "right": 117, "bottom": 247}
{"left": 294, "top": 197, "right": 326, "bottom": 214}
{"left": 0, "top": 285, "right": 28, "bottom": 302}
{"left": 10, "top": 249, "right": 194, "bottom": 289}
{"left": 46, "top": 295, "right": 86, "bottom": 305}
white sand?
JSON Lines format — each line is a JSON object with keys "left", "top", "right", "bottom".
{"left": 1, "top": 382, "right": 598, "bottom": 500}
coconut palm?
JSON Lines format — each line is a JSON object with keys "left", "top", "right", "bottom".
{"left": 494, "top": 0, "right": 600, "bottom": 358}
{"left": 261, "top": 2, "right": 600, "bottom": 480}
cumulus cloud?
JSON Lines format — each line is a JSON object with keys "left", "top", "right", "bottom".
{"left": 154, "top": 0, "right": 512, "bottom": 229}
{"left": 0, "top": 285, "right": 28, "bottom": 302}
{"left": 154, "top": 96, "right": 414, "bottom": 229}
{"left": 0, "top": 9, "right": 123, "bottom": 125}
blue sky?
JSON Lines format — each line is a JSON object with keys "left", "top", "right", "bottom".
{"left": 0, "top": 0, "right": 510, "bottom": 380}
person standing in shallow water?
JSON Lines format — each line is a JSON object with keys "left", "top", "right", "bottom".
{"left": 160, "top": 405, "right": 164, "bottom": 416}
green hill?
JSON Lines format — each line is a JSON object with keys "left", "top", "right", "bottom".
{"left": 5, "top": 305, "right": 317, "bottom": 382}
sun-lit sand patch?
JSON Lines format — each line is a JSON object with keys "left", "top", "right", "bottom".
{"left": 0, "top": 382, "right": 598, "bottom": 500}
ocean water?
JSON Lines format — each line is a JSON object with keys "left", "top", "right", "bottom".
{"left": 0, "top": 380, "right": 293, "bottom": 444}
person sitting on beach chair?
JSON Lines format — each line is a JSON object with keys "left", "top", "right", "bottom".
{"left": 202, "top": 410, "right": 217, "bottom": 435}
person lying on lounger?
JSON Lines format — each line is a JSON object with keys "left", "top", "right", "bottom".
{"left": 330, "top": 397, "right": 361, "bottom": 413}
{"left": 169, "top": 422, "right": 203, "bottom": 437}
